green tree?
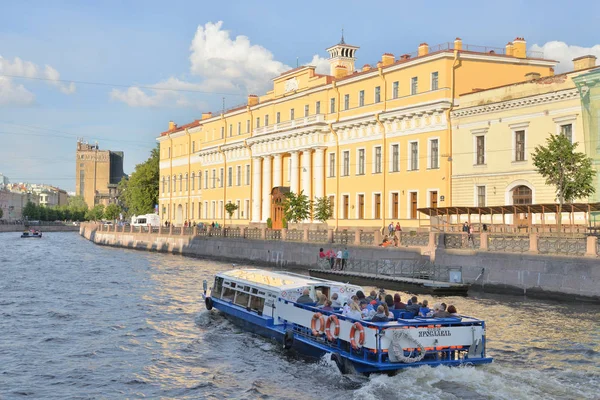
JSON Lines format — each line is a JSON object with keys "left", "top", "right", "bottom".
{"left": 282, "top": 191, "right": 312, "bottom": 223}
{"left": 104, "top": 203, "right": 121, "bottom": 220}
{"left": 85, "top": 204, "right": 105, "bottom": 221}
{"left": 119, "top": 146, "right": 158, "bottom": 216}
{"left": 532, "top": 133, "right": 596, "bottom": 230}
{"left": 313, "top": 196, "right": 334, "bottom": 222}
{"left": 224, "top": 202, "right": 238, "bottom": 222}
{"left": 22, "top": 201, "right": 39, "bottom": 220}
{"left": 68, "top": 195, "right": 88, "bottom": 213}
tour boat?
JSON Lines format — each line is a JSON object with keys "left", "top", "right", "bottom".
{"left": 21, "top": 231, "right": 42, "bottom": 238}
{"left": 202, "top": 268, "right": 492, "bottom": 374}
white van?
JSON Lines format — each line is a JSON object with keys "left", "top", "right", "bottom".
{"left": 131, "top": 214, "right": 161, "bottom": 227}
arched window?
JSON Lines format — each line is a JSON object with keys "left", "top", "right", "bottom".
{"left": 179, "top": 174, "right": 183, "bottom": 191}
{"left": 512, "top": 185, "right": 532, "bottom": 205}
{"left": 191, "top": 172, "right": 195, "bottom": 191}
{"left": 161, "top": 176, "right": 165, "bottom": 194}
{"left": 198, "top": 171, "right": 202, "bottom": 190}
{"left": 172, "top": 175, "right": 176, "bottom": 193}
{"left": 185, "top": 173, "right": 189, "bottom": 191}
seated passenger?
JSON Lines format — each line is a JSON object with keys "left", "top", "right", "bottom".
{"left": 419, "top": 299, "right": 431, "bottom": 317}
{"left": 370, "top": 305, "right": 388, "bottom": 322}
{"left": 432, "top": 303, "right": 451, "bottom": 318}
{"left": 405, "top": 296, "right": 420, "bottom": 315}
{"left": 393, "top": 294, "right": 406, "bottom": 310}
{"left": 384, "top": 294, "right": 394, "bottom": 310}
{"left": 321, "top": 300, "right": 334, "bottom": 312}
{"left": 331, "top": 293, "right": 342, "bottom": 308}
{"left": 343, "top": 301, "right": 362, "bottom": 320}
{"left": 381, "top": 302, "right": 394, "bottom": 319}
{"left": 296, "top": 289, "right": 314, "bottom": 304}
{"left": 447, "top": 305, "right": 459, "bottom": 316}
{"left": 366, "top": 290, "right": 378, "bottom": 304}
{"left": 360, "top": 300, "right": 375, "bottom": 319}
{"left": 316, "top": 294, "right": 328, "bottom": 308}
{"left": 356, "top": 290, "right": 366, "bottom": 302}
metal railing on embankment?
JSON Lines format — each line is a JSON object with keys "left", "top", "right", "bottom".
{"left": 89, "top": 223, "right": 600, "bottom": 257}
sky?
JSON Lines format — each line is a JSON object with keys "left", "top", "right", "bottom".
{"left": 1, "top": 0, "right": 600, "bottom": 192}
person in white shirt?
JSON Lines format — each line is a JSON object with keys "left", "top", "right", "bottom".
{"left": 335, "top": 250, "right": 343, "bottom": 270}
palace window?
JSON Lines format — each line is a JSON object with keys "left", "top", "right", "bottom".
{"left": 246, "top": 164, "right": 250, "bottom": 185}
{"left": 411, "top": 77, "right": 418, "bottom": 95}
{"left": 211, "top": 169, "right": 216, "bottom": 188}
{"left": 359, "top": 90, "right": 364, "bottom": 106}
{"left": 476, "top": 136, "right": 485, "bottom": 165}
{"left": 192, "top": 141, "right": 195, "bottom": 153}
{"left": 265, "top": 115, "right": 269, "bottom": 126}
{"left": 304, "top": 105, "right": 309, "bottom": 117}
{"left": 560, "top": 123, "right": 573, "bottom": 143}
{"left": 219, "top": 168, "right": 224, "bottom": 188}
{"left": 342, "top": 151, "right": 350, "bottom": 176}
{"left": 191, "top": 172, "right": 195, "bottom": 190}
{"left": 256, "top": 117, "right": 260, "bottom": 128}
{"left": 205, "top": 170, "right": 208, "bottom": 189}
{"left": 374, "top": 146, "right": 381, "bottom": 173}
{"left": 276, "top": 112, "right": 280, "bottom": 124}
{"left": 162, "top": 176, "right": 165, "bottom": 194}
{"left": 477, "top": 186, "right": 486, "bottom": 207}
{"left": 228, "top": 167, "right": 232, "bottom": 187}
{"left": 179, "top": 174, "right": 183, "bottom": 191}
{"left": 229, "top": 124, "right": 232, "bottom": 137}
{"left": 431, "top": 72, "right": 439, "bottom": 90}
{"left": 430, "top": 139, "right": 439, "bottom": 169}
{"left": 220, "top": 127, "right": 224, "bottom": 138}
{"left": 392, "top": 81, "right": 399, "bottom": 99}
{"left": 409, "top": 142, "right": 418, "bottom": 171}
{"left": 237, "top": 166, "right": 241, "bottom": 186}
{"left": 329, "top": 153, "right": 335, "bottom": 177}
{"left": 392, "top": 144, "right": 399, "bottom": 172}
{"left": 344, "top": 94, "right": 349, "bottom": 110}
{"left": 316, "top": 101, "right": 321, "bottom": 114}
{"left": 237, "top": 122, "right": 241, "bottom": 135}
{"left": 358, "top": 149, "right": 365, "bottom": 175}
{"left": 330, "top": 97, "right": 336, "bottom": 113}
{"left": 515, "top": 130, "right": 526, "bottom": 161}
{"left": 375, "top": 86, "right": 381, "bottom": 103}
{"left": 246, "top": 120, "right": 250, "bottom": 133}
{"left": 290, "top": 108, "right": 295, "bottom": 120}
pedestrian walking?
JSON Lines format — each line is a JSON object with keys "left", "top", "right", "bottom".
{"left": 342, "top": 247, "right": 349, "bottom": 270}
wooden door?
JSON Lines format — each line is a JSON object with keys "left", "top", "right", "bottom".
{"left": 271, "top": 187, "right": 288, "bottom": 229}
{"left": 512, "top": 185, "right": 532, "bottom": 228}
{"left": 392, "top": 193, "right": 399, "bottom": 219}
{"left": 343, "top": 195, "right": 349, "bottom": 219}
{"left": 374, "top": 194, "right": 381, "bottom": 219}
{"left": 410, "top": 192, "right": 417, "bottom": 219}
{"left": 430, "top": 191, "right": 438, "bottom": 209}
{"left": 358, "top": 195, "right": 364, "bottom": 219}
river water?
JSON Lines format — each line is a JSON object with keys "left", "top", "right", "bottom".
{"left": 0, "top": 232, "right": 598, "bottom": 399}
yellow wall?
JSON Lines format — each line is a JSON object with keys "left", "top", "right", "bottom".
{"left": 158, "top": 38, "right": 559, "bottom": 229}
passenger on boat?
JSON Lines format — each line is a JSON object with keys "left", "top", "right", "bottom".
{"left": 321, "top": 300, "right": 334, "bottom": 312}
{"left": 343, "top": 302, "right": 362, "bottom": 320}
{"left": 384, "top": 294, "right": 394, "bottom": 309}
{"left": 419, "top": 300, "right": 431, "bottom": 317}
{"left": 405, "top": 296, "right": 420, "bottom": 315}
{"left": 356, "top": 290, "right": 366, "bottom": 302}
{"left": 447, "top": 305, "right": 459, "bottom": 316}
{"left": 316, "top": 294, "right": 328, "bottom": 308}
{"left": 393, "top": 294, "right": 406, "bottom": 309}
{"left": 370, "top": 305, "right": 388, "bottom": 322}
{"left": 432, "top": 303, "right": 451, "bottom": 318}
{"left": 360, "top": 300, "right": 375, "bottom": 319}
{"left": 296, "top": 289, "right": 314, "bottom": 304}
{"left": 366, "top": 290, "right": 378, "bottom": 304}
{"left": 381, "top": 301, "right": 394, "bottom": 319}
{"left": 331, "top": 293, "right": 342, "bottom": 308}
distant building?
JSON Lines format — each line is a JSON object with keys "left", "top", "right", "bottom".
{"left": 75, "top": 140, "right": 126, "bottom": 209}
{"left": 30, "top": 184, "right": 69, "bottom": 207}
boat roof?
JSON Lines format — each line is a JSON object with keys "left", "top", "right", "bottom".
{"left": 218, "top": 268, "right": 350, "bottom": 291}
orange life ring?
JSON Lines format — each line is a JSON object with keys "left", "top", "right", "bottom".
{"left": 349, "top": 322, "right": 365, "bottom": 350}
{"left": 325, "top": 315, "right": 341, "bottom": 341}
{"left": 311, "top": 313, "right": 325, "bottom": 336}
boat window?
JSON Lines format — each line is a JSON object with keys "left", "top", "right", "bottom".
{"left": 214, "top": 277, "right": 223, "bottom": 297}
{"left": 222, "top": 287, "right": 236, "bottom": 302}
{"left": 235, "top": 291, "right": 250, "bottom": 307}
{"left": 258, "top": 291, "right": 265, "bottom": 295}
{"left": 315, "top": 286, "right": 330, "bottom": 299}
{"left": 249, "top": 296, "right": 265, "bottom": 312}
{"left": 230, "top": 282, "right": 236, "bottom": 288}
{"left": 251, "top": 288, "right": 258, "bottom": 294}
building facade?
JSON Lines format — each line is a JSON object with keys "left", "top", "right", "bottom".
{"left": 451, "top": 56, "right": 598, "bottom": 225}
{"left": 158, "top": 36, "right": 556, "bottom": 228}
{"left": 75, "top": 140, "right": 126, "bottom": 209}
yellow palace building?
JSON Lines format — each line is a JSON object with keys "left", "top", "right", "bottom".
{"left": 157, "top": 36, "right": 556, "bottom": 229}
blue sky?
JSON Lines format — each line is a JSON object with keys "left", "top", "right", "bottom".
{"left": 1, "top": 0, "right": 599, "bottom": 192}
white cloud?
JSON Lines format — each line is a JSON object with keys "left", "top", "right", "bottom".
{"left": 0, "top": 76, "right": 36, "bottom": 106}
{"left": 112, "top": 21, "right": 327, "bottom": 108}
{"left": 529, "top": 41, "right": 600, "bottom": 73}
{"left": 0, "top": 55, "right": 76, "bottom": 105}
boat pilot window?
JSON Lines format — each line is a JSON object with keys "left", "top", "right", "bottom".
{"left": 251, "top": 288, "right": 259, "bottom": 294}
{"left": 249, "top": 296, "right": 265, "bottom": 312}
{"left": 222, "top": 287, "right": 236, "bottom": 301}
{"left": 234, "top": 291, "right": 250, "bottom": 307}
{"left": 314, "top": 286, "right": 330, "bottom": 299}
{"left": 214, "top": 277, "right": 224, "bottom": 297}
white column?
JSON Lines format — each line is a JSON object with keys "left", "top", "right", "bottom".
{"left": 273, "top": 154, "right": 282, "bottom": 188}
{"left": 251, "top": 157, "right": 262, "bottom": 222}
{"left": 261, "top": 155, "right": 272, "bottom": 222}
{"left": 290, "top": 151, "right": 299, "bottom": 194}
{"left": 313, "top": 147, "right": 325, "bottom": 200}
{"left": 301, "top": 149, "right": 312, "bottom": 199}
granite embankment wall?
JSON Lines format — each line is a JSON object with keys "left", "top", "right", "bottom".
{"left": 0, "top": 224, "right": 79, "bottom": 232}
{"left": 80, "top": 225, "right": 600, "bottom": 302}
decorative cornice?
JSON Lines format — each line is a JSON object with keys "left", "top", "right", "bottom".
{"left": 452, "top": 88, "right": 579, "bottom": 118}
